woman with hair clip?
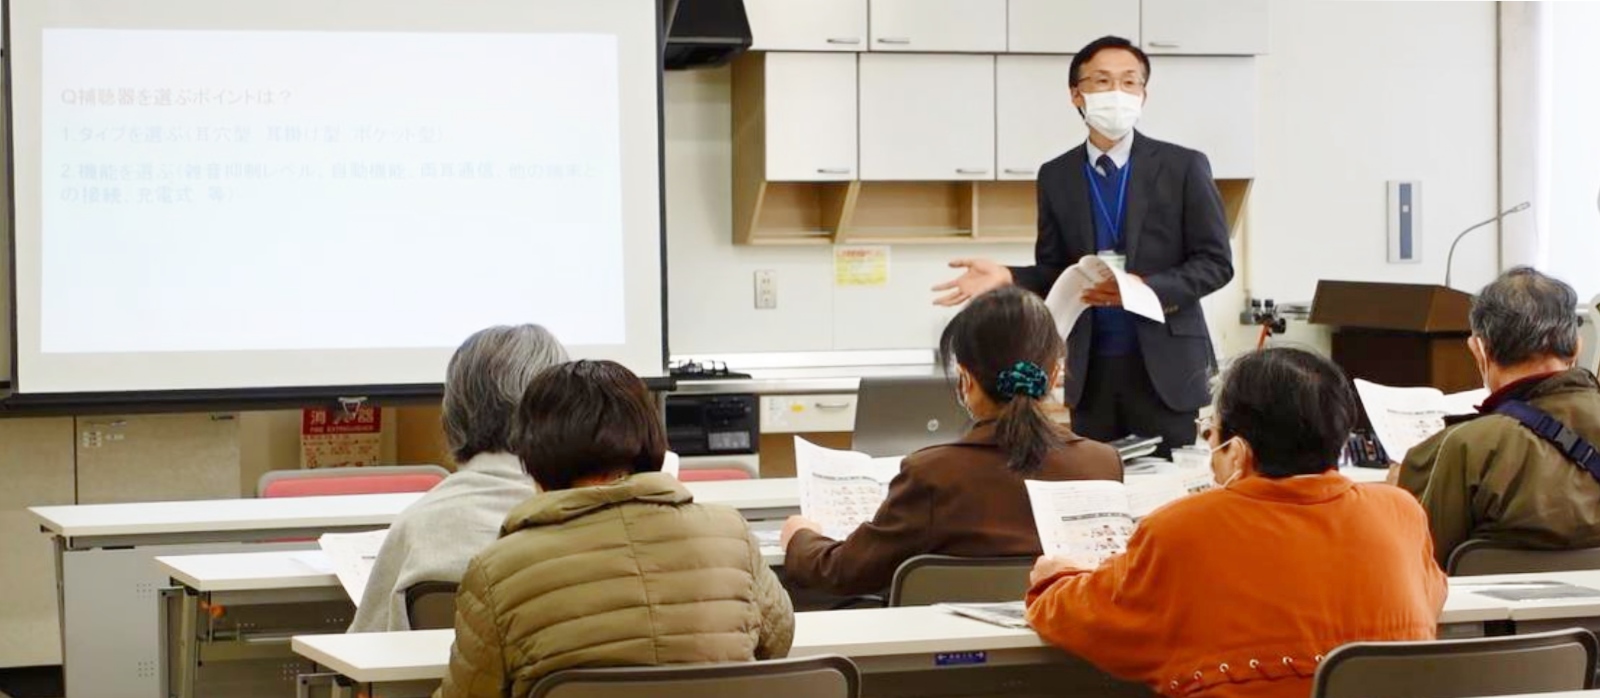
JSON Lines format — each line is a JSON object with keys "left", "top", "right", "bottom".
{"left": 780, "top": 286, "right": 1123, "bottom": 597}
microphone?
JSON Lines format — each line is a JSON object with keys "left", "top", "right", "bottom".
{"left": 1444, "top": 201, "right": 1531, "bottom": 290}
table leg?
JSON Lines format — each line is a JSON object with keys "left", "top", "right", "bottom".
{"left": 176, "top": 588, "right": 201, "bottom": 698}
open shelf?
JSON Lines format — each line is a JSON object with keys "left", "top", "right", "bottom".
{"left": 738, "top": 181, "right": 853, "bottom": 245}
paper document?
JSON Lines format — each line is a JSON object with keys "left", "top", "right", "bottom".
{"left": 1026, "top": 466, "right": 1214, "bottom": 566}
{"left": 1354, "top": 380, "right": 1488, "bottom": 460}
{"left": 662, "top": 451, "right": 681, "bottom": 478}
{"left": 940, "top": 602, "right": 1030, "bottom": 629}
{"left": 290, "top": 550, "right": 335, "bottom": 575}
{"left": 793, "top": 437, "right": 903, "bottom": 540}
{"left": 1043, "top": 255, "right": 1165, "bottom": 337}
{"left": 318, "top": 528, "right": 390, "bottom": 604}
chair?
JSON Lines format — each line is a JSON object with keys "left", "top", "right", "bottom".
{"left": 256, "top": 464, "right": 449, "bottom": 498}
{"left": 1311, "top": 629, "right": 1598, "bottom": 698}
{"left": 402, "top": 581, "right": 459, "bottom": 630}
{"left": 677, "top": 468, "right": 754, "bottom": 482}
{"left": 887, "top": 554, "right": 1035, "bottom": 607}
{"left": 1446, "top": 539, "right": 1600, "bottom": 576}
{"left": 528, "top": 655, "right": 860, "bottom": 698}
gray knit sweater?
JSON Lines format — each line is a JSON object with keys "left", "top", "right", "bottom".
{"left": 347, "top": 452, "right": 535, "bottom": 632}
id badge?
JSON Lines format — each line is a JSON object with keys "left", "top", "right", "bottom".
{"left": 1097, "top": 251, "right": 1126, "bottom": 273}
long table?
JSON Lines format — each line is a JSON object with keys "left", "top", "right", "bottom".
{"left": 285, "top": 572, "right": 1544, "bottom": 698}
{"left": 30, "top": 479, "right": 798, "bottom": 698}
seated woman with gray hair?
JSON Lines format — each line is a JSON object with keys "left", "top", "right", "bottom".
{"left": 348, "top": 324, "right": 568, "bottom": 632}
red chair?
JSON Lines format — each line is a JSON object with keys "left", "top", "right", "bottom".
{"left": 256, "top": 465, "right": 449, "bottom": 498}
{"left": 676, "top": 468, "right": 754, "bottom": 482}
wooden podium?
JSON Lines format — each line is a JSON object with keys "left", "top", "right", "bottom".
{"left": 1309, "top": 281, "right": 1479, "bottom": 393}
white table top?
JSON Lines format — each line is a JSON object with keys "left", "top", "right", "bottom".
{"left": 688, "top": 478, "right": 798, "bottom": 511}
{"left": 292, "top": 605, "right": 1044, "bottom": 684}
{"left": 31, "top": 492, "right": 425, "bottom": 539}
{"left": 1450, "top": 570, "right": 1600, "bottom": 622}
{"left": 155, "top": 550, "right": 338, "bottom": 593}
{"left": 293, "top": 572, "right": 1583, "bottom": 687}
{"left": 31, "top": 479, "right": 801, "bottom": 540}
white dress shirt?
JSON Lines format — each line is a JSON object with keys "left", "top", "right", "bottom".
{"left": 1087, "top": 131, "right": 1135, "bottom": 176}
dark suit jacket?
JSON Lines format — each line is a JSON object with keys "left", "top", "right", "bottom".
{"left": 783, "top": 422, "right": 1123, "bottom": 597}
{"left": 1011, "top": 132, "right": 1234, "bottom": 412}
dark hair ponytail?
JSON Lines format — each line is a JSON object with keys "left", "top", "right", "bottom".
{"left": 937, "top": 287, "right": 1067, "bottom": 474}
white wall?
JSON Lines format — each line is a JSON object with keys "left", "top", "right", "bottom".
{"left": 663, "top": 68, "right": 1030, "bottom": 357}
{"left": 1542, "top": 1, "right": 1600, "bottom": 300}
{"left": 1248, "top": 1, "right": 1499, "bottom": 304}
{"left": 664, "top": 1, "right": 1500, "bottom": 360}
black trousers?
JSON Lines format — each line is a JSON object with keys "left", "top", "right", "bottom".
{"left": 1071, "top": 352, "right": 1198, "bottom": 459}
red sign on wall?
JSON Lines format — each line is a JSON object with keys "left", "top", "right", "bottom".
{"left": 300, "top": 405, "right": 383, "bottom": 469}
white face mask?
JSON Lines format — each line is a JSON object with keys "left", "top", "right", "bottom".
{"left": 1081, "top": 89, "right": 1143, "bottom": 141}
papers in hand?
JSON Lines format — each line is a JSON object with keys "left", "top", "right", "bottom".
{"left": 1025, "top": 464, "right": 1215, "bottom": 567}
{"left": 318, "top": 528, "right": 389, "bottom": 604}
{"left": 794, "top": 437, "right": 902, "bottom": 540}
{"left": 940, "top": 601, "right": 1030, "bottom": 629}
{"left": 1043, "top": 255, "right": 1165, "bottom": 337}
{"left": 1353, "top": 379, "right": 1487, "bottom": 460}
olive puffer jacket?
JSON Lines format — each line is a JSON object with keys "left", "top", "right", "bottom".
{"left": 434, "top": 472, "right": 794, "bottom": 698}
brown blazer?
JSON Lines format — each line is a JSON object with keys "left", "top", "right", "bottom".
{"left": 783, "top": 422, "right": 1123, "bottom": 596}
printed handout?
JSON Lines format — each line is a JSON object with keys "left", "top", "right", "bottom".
{"left": 318, "top": 528, "right": 389, "bottom": 604}
{"left": 794, "top": 437, "right": 903, "bottom": 540}
{"left": 1354, "top": 379, "right": 1487, "bottom": 460}
{"left": 1026, "top": 466, "right": 1215, "bottom": 566}
{"left": 1043, "top": 255, "right": 1165, "bottom": 338}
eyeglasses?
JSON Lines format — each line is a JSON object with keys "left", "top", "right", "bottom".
{"left": 1196, "top": 415, "right": 1218, "bottom": 444}
{"left": 1077, "top": 72, "right": 1146, "bottom": 94}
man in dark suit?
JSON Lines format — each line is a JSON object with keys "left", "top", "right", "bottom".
{"left": 933, "top": 36, "right": 1233, "bottom": 455}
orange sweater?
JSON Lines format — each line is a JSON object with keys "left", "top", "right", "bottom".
{"left": 1025, "top": 472, "right": 1447, "bottom": 698}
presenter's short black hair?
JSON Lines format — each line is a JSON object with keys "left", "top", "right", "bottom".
{"left": 1069, "top": 36, "right": 1152, "bottom": 87}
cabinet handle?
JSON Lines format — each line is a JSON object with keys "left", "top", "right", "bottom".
{"left": 1003, "top": 168, "right": 1036, "bottom": 175}
{"left": 813, "top": 401, "right": 852, "bottom": 410}
{"left": 826, "top": 37, "right": 862, "bottom": 45}
{"left": 1147, "top": 41, "right": 1181, "bottom": 48}
{"left": 956, "top": 168, "right": 990, "bottom": 175}
{"left": 876, "top": 37, "right": 912, "bottom": 45}
{"left": 816, "top": 167, "right": 852, "bottom": 175}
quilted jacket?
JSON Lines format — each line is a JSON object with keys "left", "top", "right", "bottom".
{"left": 434, "top": 472, "right": 794, "bottom": 698}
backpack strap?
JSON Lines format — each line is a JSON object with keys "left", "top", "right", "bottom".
{"left": 1493, "top": 399, "right": 1600, "bottom": 482}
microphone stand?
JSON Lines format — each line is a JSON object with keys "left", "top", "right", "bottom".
{"left": 1444, "top": 202, "right": 1531, "bottom": 290}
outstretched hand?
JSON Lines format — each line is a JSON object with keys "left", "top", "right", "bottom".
{"left": 932, "top": 258, "right": 1013, "bottom": 306}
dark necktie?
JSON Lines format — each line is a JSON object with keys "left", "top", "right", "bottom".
{"left": 1096, "top": 154, "right": 1118, "bottom": 180}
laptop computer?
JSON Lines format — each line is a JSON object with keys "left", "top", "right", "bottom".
{"left": 852, "top": 375, "right": 973, "bottom": 458}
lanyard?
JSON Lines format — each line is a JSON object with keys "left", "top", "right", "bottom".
{"left": 1083, "top": 160, "right": 1131, "bottom": 245}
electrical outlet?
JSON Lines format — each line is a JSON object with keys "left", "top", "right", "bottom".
{"left": 754, "top": 270, "right": 777, "bottom": 310}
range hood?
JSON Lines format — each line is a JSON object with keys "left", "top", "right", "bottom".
{"left": 663, "top": 0, "right": 751, "bottom": 70}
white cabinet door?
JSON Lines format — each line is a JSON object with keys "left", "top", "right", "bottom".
{"left": 859, "top": 54, "right": 995, "bottom": 181}
{"left": 1138, "top": 57, "right": 1257, "bottom": 178}
{"left": 996, "top": 56, "right": 1084, "bottom": 180}
{"left": 1141, "top": 0, "right": 1270, "bottom": 56}
{"left": 868, "top": 0, "right": 1007, "bottom": 53}
{"left": 744, "top": 0, "right": 867, "bottom": 51}
{"left": 763, "top": 53, "right": 859, "bottom": 181}
{"left": 1009, "top": 0, "right": 1140, "bottom": 54}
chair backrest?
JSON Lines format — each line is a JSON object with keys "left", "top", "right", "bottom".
{"left": 528, "top": 655, "right": 860, "bottom": 698}
{"left": 1446, "top": 539, "right": 1600, "bottom": 576}
{"left": 1311, "top": 628, "right": 1599, "bottom": 698}
{"left": 402, "top": 581, "right": 460, "bottom": 631}
{"left": 888, "top": 554, "right": 1034, "bottom": 607}
{"left": 677, "top": 468, "right": 754, "bottom": 482}
{"left": 257, "top": 465, "right": 449, "bottom": 498}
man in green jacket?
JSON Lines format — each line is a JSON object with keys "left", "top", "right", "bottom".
{"left": 1396, "top": 267, "right": 1600, "bottom": 567}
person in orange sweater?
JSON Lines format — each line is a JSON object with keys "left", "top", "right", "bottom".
{"left": 1025, "top": 347, "right": 1447, "bottom": 698}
